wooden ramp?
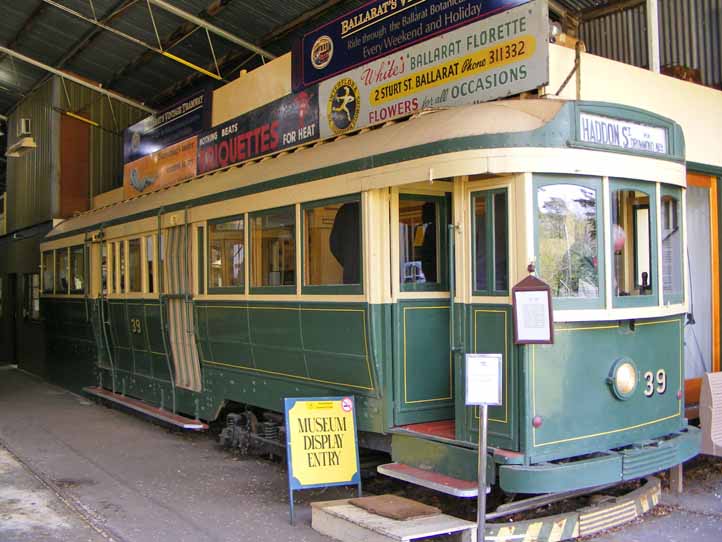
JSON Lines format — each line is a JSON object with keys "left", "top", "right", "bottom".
{"left": 701, "top": 372, "right": 722, "bottom": 456}
{"left": 312, "top": 499, "right": 476, "bottom": 542}
{"left": 83, "top": 387, "right": 208, "bottom": 431}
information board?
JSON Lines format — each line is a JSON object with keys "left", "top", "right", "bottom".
{"left": 511, "top": 274, "right": 553, "bottom": 344}
{"left": 284, "top": 396, "right": 361, "bottom": 523}
{"left": 465, "top": 353, "right": 503, "bottom": 406}
{"left": 318, "top": 0, "right": 548, "bottom": 137}
{"left": 293, "top": 0, "right": 529, "bottom": 91}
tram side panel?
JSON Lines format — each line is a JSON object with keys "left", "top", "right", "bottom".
{"left": 194, "top": 300, "right": 388, "bottom": 433}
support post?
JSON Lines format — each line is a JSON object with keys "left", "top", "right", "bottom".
{"left": 477, "top": 404, "right": 488, "bottom": 542}
{"left": 669, "top": 463, "right": 683, "bottom": 494}
{"left": 646, "top": 0, "right": 661, "bottom": 73}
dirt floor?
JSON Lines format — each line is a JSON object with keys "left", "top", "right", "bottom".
{"left": 1, "top": 366, "right": 721, "bottom": 542}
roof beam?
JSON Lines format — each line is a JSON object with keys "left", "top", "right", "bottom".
{"left": 147, "top": 0, "right": 275, "bottom": 61}
{"left": 581, "top": 0, "right": 645, "bottom": 22}
{"left": 103, "top": 0, "right": 234, "bottom": 91}
{"left": 0, "top": 45, "right": 155, "bottom": 113}
{"left": 151, "top": 0, "right": 352, "bottom": 105}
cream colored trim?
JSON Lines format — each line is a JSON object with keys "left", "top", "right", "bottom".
{"left": 390, "top": 187, "right": 401, "bottom": 302}
{"left": 511, "top": 174, "right": 526, "bottom": 287}
{"left": 107, "top": 241, "right": 114, "bottom": 295}
{"left": 123, "top": 239, "right": 130, "bottom": 294}
{"left": 656, "top": 183, "right": 664, "bottom": 307}
{"left": 141, "top": 235, "right": 149, "bottom": 294}
{"left": 682, "top": 187, "right": 689, "bottom": 310}
{"left": 603, "top": 176, "right": 613, "bottom": 309}
{"left": 107, "top": 292, "right": 156, "bottom": 300}
{"left": 397, "top": 292, "right": 451, "bottom": 300}
{"left": 471, "top": 295, "right": 512, "bottom": 304}
{"left": 454, "top": 176, "right": 468, "bottom": 304}
{"left": 364, "top": 188, "right": 392, "bottom": 305}
{"left": 41, "top": 233, "right": 86, "bottom": 252}
{"left": 295, "top": 203, "right": 302, "bottom": 296}
{"left": 193, "top": 294, "right": 366, "bottom": 303}
{"left": 102, "top": 217, "right": 157, "bottom": 241}
{"left": 554, "top": 303, "right": 686, "bottom": 323}
{"left": 523, "top": 173, "right": 535, "bottom": 273}
{"left": 244, "top": 212, "right": 249, "bottom": 295}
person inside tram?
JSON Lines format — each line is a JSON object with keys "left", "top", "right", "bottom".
{"left": 329, "top": 202, "right": 360, "bottom": 284}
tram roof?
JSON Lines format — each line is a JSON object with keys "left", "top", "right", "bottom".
{"left": 45, "top": 97, "right": 684, "bottom": 241}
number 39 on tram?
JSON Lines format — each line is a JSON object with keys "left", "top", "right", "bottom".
{"left": 39, "top": 98, "right": 699, "bottom": 496}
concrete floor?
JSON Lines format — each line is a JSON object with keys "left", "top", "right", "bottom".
{"left": 0, "top": 367, "right": 721, "bottom": 542}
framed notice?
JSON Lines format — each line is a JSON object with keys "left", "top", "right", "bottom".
{"left": 512, "top": 275, "right": 553, "bottom": 344}
{"left": 465, "top": 354, "right": 503, "bottom": 406}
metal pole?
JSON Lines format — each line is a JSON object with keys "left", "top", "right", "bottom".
{"left": 646, "top": 0, "right": 661, "bottom": 73}
{"left": 0, "top": 45, "right": 155, "bottom": 114}
{"left": 147, "top": 0, "right": 276, "bottom": 61}
{"left": 477, "top": 404, "right": 488, "bottom": 542}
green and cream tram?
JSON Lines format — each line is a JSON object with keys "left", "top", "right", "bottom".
{"left": 39, "top": 98, "right": 699, "bottom": 495}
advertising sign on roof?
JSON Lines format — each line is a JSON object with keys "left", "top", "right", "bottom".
{"left": 318, "top": 0, "right": 548, "bottom": 138}
{"left": 197, "top": 87, "right": 319, "bottom": 175}
{"left": 123, "top": 137, "right": 198, "bottom": 199}
{"left": 123, "top": 89, "right": 210, "bottom": 164}
{"left": 292, "top": 0, "right": 530, "bottom": 91}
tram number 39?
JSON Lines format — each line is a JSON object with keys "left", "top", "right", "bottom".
{"left": 643, "top": 369, "right": 666, "bottom": 397}
{"left": 130, "top": 318, "right": 142, "bottom": 334}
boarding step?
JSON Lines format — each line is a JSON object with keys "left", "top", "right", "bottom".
{"left": 377, "top": 463, "right": 478, "bottom": 498}
{"left": 83, "top": 387, "right": 208, "bottom": 431}
{"left": 312, "top": 498, "right": 476, "bottom": 542}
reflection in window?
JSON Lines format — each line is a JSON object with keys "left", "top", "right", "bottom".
{"left": 118, "top": 242, "right": 126, "bottom": 293}
{"left": 70, "top": 246, "right": 85, "bottom": 294}
{"left": 42, "top": 251, "right": 54, "bottom": 293}
{"left": 305, "top": 201, "right": 360, "bottom": 286}
{"left": 55, "top": 249, "right": 69, "bottom": 294}
{"left": 612, "top": 189, "right": 652, "bottom": 297}
{"left": 537, "top": 184, "right": 599, "bottom": 298}
{"left": 399, "top": 198, "right": 440, "bottom": 287}
{"left": 159, "top": 234, "right": 165, "bottom": 293}
{"left": 101, "top": 244, "right": 108, "bottom": 295}
{"left": 146, "top": 236, "right": 154, "bottom": 294}
{"left": 210, "top": 218, "right": 245, "bottom": 289}
{"left": 129, "top": 239, "right": 141, "bottom": 292}
{"left": 25, "top": 274, "right": 40, "bottom": 319}
{"left": 662, "top": 192, "right": 683, "bottom": 303}
{"left": 474, "top": 190, "right": 508, "bottom": 293}
{"left": 251, "top": 207, "right": 295, "bottom": 287}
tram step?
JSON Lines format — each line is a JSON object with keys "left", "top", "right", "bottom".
{"left": 312, "top": 498, "right": 477, "bottom": 542}
{"left": 83, "top": 387, "right": 208, "bottom": 431}
{"left": 377, "top": 462, "right": 480, "bottom": 498}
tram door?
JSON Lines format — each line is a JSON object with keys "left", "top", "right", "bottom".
{"left": 393, "top": 192, "right": 454, "bottom": 426}
{"left": 163, "top": 226, "right": 202, "bottom": 392}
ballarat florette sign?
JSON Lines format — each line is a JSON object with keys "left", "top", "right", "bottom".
{"left": 318, "top": 0, "right": 548, "bottom": 138}
{"left": 292, "top": 0, "right": 530, "bottom": 91}
{"left": 284, "top": 396, "right": 361, "bottom": 522}
{"left": 197, "top": 87, "right": 319, "bottom": 175}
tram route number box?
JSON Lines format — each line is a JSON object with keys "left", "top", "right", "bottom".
{"left": 284, "top": 396, "right": 361, "bottom": 491}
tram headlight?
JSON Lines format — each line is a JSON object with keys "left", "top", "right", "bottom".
{"left": 608, "top": 359, "right": 638, "bottom": 400}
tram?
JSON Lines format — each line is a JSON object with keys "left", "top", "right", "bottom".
{"left": 39, "top": 98, "right": 699, "bottom": 495}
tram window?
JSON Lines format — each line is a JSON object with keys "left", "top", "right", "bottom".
{"left": 399, "top": 195, "right": 446, "bottom": 290}
{"left": 24, "top": 274, "right": 40, "bottom": 320}
{"left": 55, "top": 248, "right": 69, "bottom": 294}
{"left": 146, "top": 236, "right": 154, "bottom": 294}
{"left": 473, "top": 189, "right": 508, "bottom": 294}
{"left": 209, "top": 217, "right": 245, "bottom": 291}
{"left": 537, "top": 182, "right": 600, "bottom": 300}
{"left": 128, "top": 239, "right": 142, "bottom": 292}
{"left": 250, "top": 206, "right": 296, "bottom": 289}
{"left": 304, "top": 198, "right": 361, "bottom": 288}
{"left": 42, "top": 251, "right": 54, "bottom": 294}
{"left": 159, "top": 234, "right": 165, "bottom": 293}
{"left": 611, "top": 185, "right": 655, "bottom": 300}
{"left": 69, "top": 246, "right": 85, "bottom": 294}
{"left": 661, "top": 189, "right": 683, "bottom": 304}
{"left": 118, "top": 242, "right": 126, "bottom": 293}
{"left": 101, "top": 243, "right": 108, "bottom": 295}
